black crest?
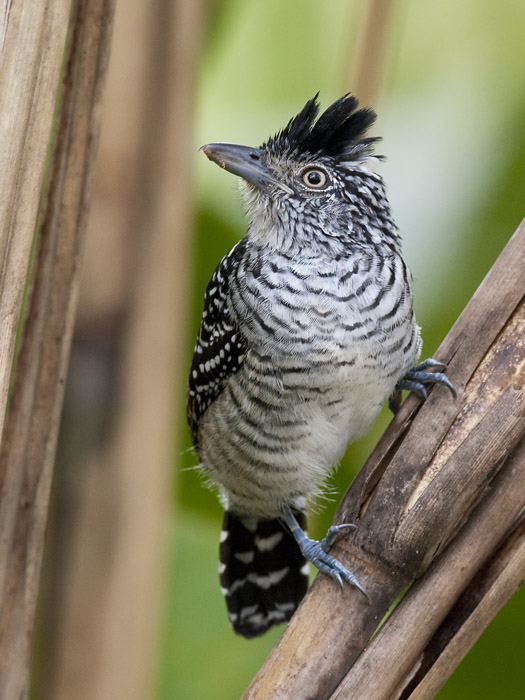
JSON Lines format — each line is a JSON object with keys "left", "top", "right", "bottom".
{"left": 262, "top": 93, "right": 380, "bottom": 161}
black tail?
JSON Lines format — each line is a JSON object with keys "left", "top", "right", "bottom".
{"left": 219, "top": 511, "right": 309, "bottom": 638}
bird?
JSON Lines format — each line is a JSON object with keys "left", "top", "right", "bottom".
{"left": 187, "top": 93, "right": 454, "bottom": 638}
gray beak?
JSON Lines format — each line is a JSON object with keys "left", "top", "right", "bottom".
{"left": 200, "top": 142, "right": 293, "bottom": 195}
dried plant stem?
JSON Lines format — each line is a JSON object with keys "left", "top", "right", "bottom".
{"left": 402, "top": 512, "right": 525, "bottom": 699}
{"left": 38, "top": 1, "right": 206, "bottom": 699}
{"left": 0, "top": 2, "right": 116, "bottom": 697}
{"left": 0, "top": 1, "right": 70, "bottom": 438}
{"left": 330, "top": 444, "right": 525, "bottom": 699}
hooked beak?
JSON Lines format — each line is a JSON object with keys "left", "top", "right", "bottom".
{"left": 200, "top": 142, "right": 294, "bottom": 195}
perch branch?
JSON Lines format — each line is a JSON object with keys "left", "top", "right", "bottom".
{"left": 329, "top": 440, "right": 525, "bottom": 699}
{"left": 400, "top": 511, "right": 525, "bottom": 700}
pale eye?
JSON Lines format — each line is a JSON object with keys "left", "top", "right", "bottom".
{"left": 302, "top": 168, "right": 328, "bottom": 188}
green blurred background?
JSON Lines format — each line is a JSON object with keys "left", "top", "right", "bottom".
{"left": 160, "top": 1, "right": 524, "bottom": 698}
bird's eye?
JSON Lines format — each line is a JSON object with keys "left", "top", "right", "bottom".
{"left": 302, "top": 168, "right": 328, "bottom": 189}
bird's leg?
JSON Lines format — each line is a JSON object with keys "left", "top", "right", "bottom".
{"left": 282, "top": 506, "right": 368, "bottom": 599}
{"left": 389, "top": 358, "right": 456, "bottom": 415}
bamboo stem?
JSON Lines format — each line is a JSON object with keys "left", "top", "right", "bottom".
{"left": 38, "top": 1, "right": 207, "bottom": 698}
{"left": 0, "top": 2, "right": 116, "bottom": 697}
{"left": 0, "top": 0, "right": 70, "bottom": 440}
{"left": 329, "top": 441, "right": 525, "bottom": 699}
{"left": 405, "top": 512, "right": 525, "bottom": 699}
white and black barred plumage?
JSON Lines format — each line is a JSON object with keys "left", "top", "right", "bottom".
{"left": 187, "top": 241, "right": 248, "bottom": 445}
{"left": 187, "top": 94, "right": 452, "bottom": 638}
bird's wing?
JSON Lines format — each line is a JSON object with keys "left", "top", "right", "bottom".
{"left": 187, "top": 241, "right": 247, "bottom": 445}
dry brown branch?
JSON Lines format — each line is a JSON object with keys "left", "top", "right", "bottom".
{"left": 399, "top": 512, "right": 525, "bottom": 699}
{"left": 0, "top": 2, "right": 115, "bottom": 697}
{"left": 329, "top": 442, "right": 525, "bottom": 699}
{"left": 242, "top": 221, "right": 525, "bottom": 700}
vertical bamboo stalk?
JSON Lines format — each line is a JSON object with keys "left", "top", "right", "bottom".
{"left": 0, "top": 0, "right": 70, "bottom": 442}
{"left": 349, "top": 0, "right": 399, "bottom": 105}
{"left": 39, "top": 1, "right": 206, "bottom": 698}
{"left": 0, "top": 1, "right": 116, "bottom": 697}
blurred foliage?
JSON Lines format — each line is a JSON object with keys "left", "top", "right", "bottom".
{"left": 160, "top": 1, "right": 525, "bottom": 698}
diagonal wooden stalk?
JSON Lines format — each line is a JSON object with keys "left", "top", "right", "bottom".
{"left": 329, "top": 440, "right": 525, "bottom": 699}
{"left": 400, "top": 511, "right": 525, "bottom": 700}
{"left": 0, "top": 1, "right": 116, "bottom": 697}
{"left": 242, "top": 221, "right": 525, "bottom": 700}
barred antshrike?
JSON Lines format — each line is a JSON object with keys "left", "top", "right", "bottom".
{"left": 187, "top": 94, "right": 454, "bottom": 638}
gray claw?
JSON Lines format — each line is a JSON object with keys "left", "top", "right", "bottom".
{"left": 413, "top": 358, "right": 447, "bottom": 372}
{"left": 400, "top": 358, "right": 457, "bottom": 400}
{"left": 321, "top": 523, "right": 357, "bottom": 552}
{"left": 283, "top": 506, "right": 368, "bottom": 600}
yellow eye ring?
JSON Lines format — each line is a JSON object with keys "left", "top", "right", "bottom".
{"left": 302, "top": 168, "right": 328, "bottom": 188}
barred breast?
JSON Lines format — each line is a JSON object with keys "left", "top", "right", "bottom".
{"left": 198, "top": 246, "right": 421, "bottom": 518}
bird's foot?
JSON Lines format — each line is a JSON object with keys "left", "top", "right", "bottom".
{"left": 282, "top": 507, "right": 368, "bottom": 599}
{"left": 389, "top": 358, "right": 456, "bottom": 414}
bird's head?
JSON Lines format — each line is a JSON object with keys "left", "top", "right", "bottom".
{"left": 201, "top": 94, "right": 396, "bottom": 253}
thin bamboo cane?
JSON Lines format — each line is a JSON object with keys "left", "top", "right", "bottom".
{"left": 0, "top": 2, "right": 116, "bottom": 697}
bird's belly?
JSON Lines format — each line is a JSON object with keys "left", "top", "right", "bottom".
{"left": 197, "top": 348, "right": 399, "bottom": 518}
